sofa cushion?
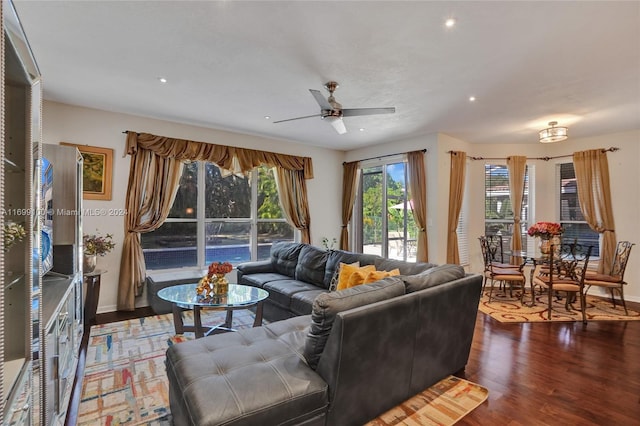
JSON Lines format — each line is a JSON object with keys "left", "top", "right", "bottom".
{"left": 303, "top": 277, "right": 406, "bottom": 369}
{"left": 239, "top": 272, "right": 291, "bottom": 289}
{"left": 324, "top": 250, "right": 381, "bottom": 288}
{"left": 337, "top": 263, "right": 375, "bottom": 291}
{"left": 402, "top": 264, "right": 466, "bottom": 293}
{"left": 270, "top": 242, "right": 304, "bottom": 277}
{"left": 295, "top": 244, "right": 330, "bottom": 288}
{"left": 264, "top": 279, "right": 322, "bottom": 308}
{"left": 374, "top": 258, "right": 436, "bottom": 275}
{"left": 290, "top": 289, "right": 328, "bottom": 316}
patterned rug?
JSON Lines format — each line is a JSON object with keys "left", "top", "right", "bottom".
{"left": 479, "top": 288, "right": 640, "bottom": 323}
{"left": 78, "top": 309, "right": 256, "bottom": 425}
{"left": 365, "top": 376, "right": 488, "bottom": 426}
{"left": 79, "top": 311, "right": 488, "bottom": 425}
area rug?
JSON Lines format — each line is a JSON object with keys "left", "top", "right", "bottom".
{"left": 79, "top": 311, "right": 488, "bottom": 426}
{"left": 78, "top": 309, "right": 256, "bottom": 425}
{"left": 479, "top": 288, "right": 640, "bottom": 323}
{"left": 365, "top": 376, "right": 488, "bottom": 426}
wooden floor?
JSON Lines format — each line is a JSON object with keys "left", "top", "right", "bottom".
{"left": 459, "top": 299, "right": 640, "bottom": 425}
{"left": 68, "top": 302, "right": 640, "bottom": 426}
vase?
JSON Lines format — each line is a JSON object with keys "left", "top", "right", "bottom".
{"left": 539, "top": 235, "right": 561, "bottom": 257}
{"left": 213, "top": 273, "right": 229, "bottom": 295}
{"left": 83, "top": 254, "right": 97, "bottom": 273}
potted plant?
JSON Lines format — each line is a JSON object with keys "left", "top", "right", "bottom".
{"left": 83, "top": 232, "right": 116, "bottom": 273}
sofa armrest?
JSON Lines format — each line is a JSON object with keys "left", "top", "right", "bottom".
{"left": 236, "top": 260, "right": 275, "bottom": 276}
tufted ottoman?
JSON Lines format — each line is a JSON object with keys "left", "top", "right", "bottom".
{"left": 165, "top": 316, "right": 328, "bottom": 426}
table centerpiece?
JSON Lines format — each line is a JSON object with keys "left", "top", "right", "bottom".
{"left": 527, "top": 221, "right": 564, "bottom": 255}
{"left": 197, "top": 261, "right": 233, "bottom": 298}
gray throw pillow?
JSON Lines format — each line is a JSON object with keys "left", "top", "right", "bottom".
{"left": 303, "top": 277, "right": 405, "bottom": 369}
{"left": 374, "top": 258, "right": 436, "bottom": 275}
{"left": 402, "top": 264, "right": 466, "bottom": 293}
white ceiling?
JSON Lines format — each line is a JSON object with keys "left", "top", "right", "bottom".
{"left": 13, "top": 1, "right": 640, "bottom": 151}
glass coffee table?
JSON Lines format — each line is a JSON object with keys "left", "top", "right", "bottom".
{"left": 157, "top": 283, "right": 269, "bottom": 338}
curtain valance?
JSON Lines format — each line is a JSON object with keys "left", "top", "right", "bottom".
{"left": 125, "top": 131, "right": 314, "bottom": 179}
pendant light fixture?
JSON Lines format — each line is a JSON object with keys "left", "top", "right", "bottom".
{"left": 539, "top": 121, "right": 568, "bottom": 143}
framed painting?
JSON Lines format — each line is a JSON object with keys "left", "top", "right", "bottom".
{"left": 60, "top": 142, "right": 113, "bottom": 200}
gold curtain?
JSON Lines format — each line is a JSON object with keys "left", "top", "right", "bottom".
{"left": 340, "top": 161, "right": 360, "bottom": 250}
{"left": 506, "top": 156, "right": 527, "bottom": 264}
{"left": 118, "top": 134, "right": 184, "bottom": 311}
{"left": 127, "top": 132, "right": 314, "bottom": 179}
{"left": 573, "top": 149, "right": 617, "bottom": 274}
{"left": 407, "top": 150, "right": 428, "bottom": 262}
{"left": 274, "top": 168, "right": 312, "bottom": 243}
{"left": 446, "top": 151, "right": 466, "bottom": 264}
{"left": 118, "top": 131, "right": 314, "bottom": 310}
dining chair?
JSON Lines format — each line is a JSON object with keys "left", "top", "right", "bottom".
{"left": 532, "top": 244, "right": 593, "bottom": 324}
{"left": 583, "top": 241, "right": 634, "bottom": 315}
{"left": 484, "top": 235, "right": 520, "bottom": 269}
{"left": 479, "top": 236, "right": 527, "bottom": 303}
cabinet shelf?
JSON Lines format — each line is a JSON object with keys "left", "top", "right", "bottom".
{"left": 3, "top": 272, "right": 25, "bottom": 290}
{"left": 4, "top": 156, "right": 24, "bottom": 173}
{"left": 3, "top": 358, "right": 26, "bottom": 403}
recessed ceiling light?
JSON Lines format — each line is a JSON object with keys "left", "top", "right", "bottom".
{"left": 469, "top": 96, "right": 476, "bottom": 102}
{"left": 359, "top": 128, "right": 365, "bottom": 132}
{"left": 158, "top": 77, "right": 167, "bottom": 83}
{"left": 264, "top": 116, "right": 271, "bottom": 120}
{"left": 445, "top": 18, "right": 456, "bottom": 28}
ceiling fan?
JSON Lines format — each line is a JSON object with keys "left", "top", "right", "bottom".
{"left": 273, "top": 81, "right": 396, "bottom": 134}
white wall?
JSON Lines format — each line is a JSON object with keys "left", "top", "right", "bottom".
{"left": 42, "top": 101, "right": 344, "bottom": 313}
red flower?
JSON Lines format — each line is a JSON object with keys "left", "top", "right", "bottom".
{"left": 527, "top": 222, "right": 564, "bottom": 238}
{"left": 207, "top": 261, "right": 233, "bottom": 277}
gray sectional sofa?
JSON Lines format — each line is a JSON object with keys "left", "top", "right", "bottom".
{"left": 165, "top": 242, "right": 483, "bottom": 425}
{"left": 236, "top": 242, "right": 439, "bottom": 321}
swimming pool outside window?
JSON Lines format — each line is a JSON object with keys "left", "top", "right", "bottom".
{"left": 141, "top": 162, "right": 295, "bottom": 270}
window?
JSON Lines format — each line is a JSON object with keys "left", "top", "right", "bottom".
{"left": 558, "top": 163, "right": 600, "bottom": 256}
{"left": 484, "top": 164, "right": 530, "bottom": 254}
{"left": 141, "top": 163, "right": 295, "bottom": 270}
{"left": 355, "top": 159, "right": 418, "bottom": 261}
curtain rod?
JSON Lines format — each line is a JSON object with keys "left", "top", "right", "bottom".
{"left": 344, "top": 148, "right": 426, "bottom": 165}
{"left": 453, "top": 146, "right": 619, "bottom": 161}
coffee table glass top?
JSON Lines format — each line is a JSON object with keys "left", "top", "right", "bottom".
{"left": 157, "top": 283, "right": 268, "bottom": 309}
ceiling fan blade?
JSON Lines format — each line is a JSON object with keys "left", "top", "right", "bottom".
{"left": 273, "top": 113, "right": 322, "bottom": 124}
{"left": 342, "top": 107, "right": 396, "bottom": 117}
{"left": 327, "top": 117, "right": 347, "bottom": 134}
{"left": 309, "top": 89, "right": 332, "bottom": 110}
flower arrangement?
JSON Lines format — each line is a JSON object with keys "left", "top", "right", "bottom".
{"left": 206, "top": 261, "right": 233, "bottom": 278}
{"left": 527, "top": 222, "right": 564, "bottom": 239}
{"left": 3, "top": 222, "right": 26, "bottom": 252}
{"left": 197, "top": 261, "right": 233, "bottom": 297}
{"left": 83, "top": 232, "right": 116, "bottom": 256}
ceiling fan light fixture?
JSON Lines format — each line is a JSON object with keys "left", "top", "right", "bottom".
{"left": 539, "top": 121, "right": 568, "bottom": 143}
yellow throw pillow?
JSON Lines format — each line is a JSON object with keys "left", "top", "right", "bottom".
{"left": 337, "top": 263, "right": 375, "bottom": 290}
{"left": 364, "top": 268, "right": 401, "bottom": 284}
